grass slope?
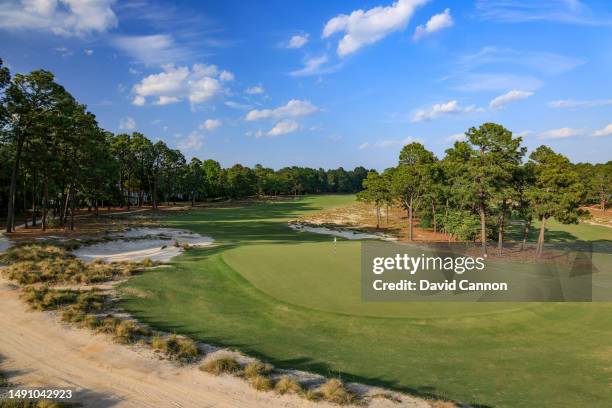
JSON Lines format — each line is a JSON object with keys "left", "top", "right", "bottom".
{"left": 121, "top": 195, "right": 612, "bottom": 407}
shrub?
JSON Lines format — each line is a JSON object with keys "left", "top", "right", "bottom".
{"left": 249, "top": 374, "right": 273, "bottom": 392}
{"left": 81, "top": 314, "right": 101, "bottom": 329}
{"left": 243, "top": 361, "right": 273, "bottom": 379}
{"left": 200, "top": 356, "right": 240, "bottom": 375}
{"left": 431, "top": 401, "right": 458, "bottom": 408}
{"left": 274, "top": 376, "right": 302, "bottom": 395}
{"left": 319, "top": 378, "right": 356, "bottom": 405}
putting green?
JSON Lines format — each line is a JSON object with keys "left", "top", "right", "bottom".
{"left": 223, "top": 241, "right": 533, "bottom": 318}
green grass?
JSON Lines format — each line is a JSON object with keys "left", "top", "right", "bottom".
{"left": 120, "top": 195, "right": 612, "bottom": 407}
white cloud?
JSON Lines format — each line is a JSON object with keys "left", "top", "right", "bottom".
{"left": 225, "top": 101, "right": 253, "bottom": 110}
{"left": 539, "top": 127, "right": 584, "bottom": 139}
{"left": 489, "top": 89, "right": 533, "bottom": 109}
{"left": 445, "top": 133, "right": 466, "bottom": 142}
{"left": 178, "top": 132, "right": 203, "bottom": 150}
{"left": 458, "top": 46, "right": 585, "bottom": 76}
{"left": 290, "top": 55, "right": 339, "bottom": 77}
{"left": 132, "top": 64, "right": 232, "bottom": 107}
{"left": 119, "top": 116, "right": 136, "bottom": 130}
{"left": 199, "top": 119, "right": 222, "bottom": 131}
{"left": 287, "top": 33, "right": 309, "bottom": 49}
{"left": 412, "top": 100, "right": 482, "bottom": 122}
{"left": 452, "top": 73, "right": 543, "bottom": 92}
{"left": 266, "top": 119, "right": 300, "bottom": 137}
{"left": 593, "top": 124, "right": 612, "bottom": 137}
{"left": 154, "top": 96, "right": 180, "bottom": 105}
{"left": 246, "top": 99, "right": 319, "bottom": 121}
{"left": 548, "top": 99, "right": 612, "bottom": 108}
{"left": 113, "top": 34, "right": 192, "bottom": 66}
{"left": 322, "top": 0, "right": 428, "bottom": 57}
{"left": 84, "top": 49, "right": 93, "bottom": 55}
{"left": 0, "top": 0, "right": 118, "bottom": 37}
{"left": 359, "top": 137, "right": 415, "bottom": 149}
{"left": 475, "top": 0, "right": 605, "bottom": 25}
{"left": 413, "top": 8, "right": 453, "bottom": 41}
{"left": 219, "top": 70, "right": 234, "bottom": 81}
{"left": 245, "top": 84, "right": 265, "bottom": 95}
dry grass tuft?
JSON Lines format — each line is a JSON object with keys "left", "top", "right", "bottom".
{"left": 274, "top": 376, "right": 302, "bottom": 395}
{"left": 200, "top": 356, "right": 240, "bottom": 375}
{"left": 243, "top": 361, "right": 273, "bottom": 379}
{"left": 249, "top": 374, "right": 273, "bottom": 391}
{"left": 301, "top": 389, "right": 321, "bottom": 402}
{"left": 1, "top": 244, "right": 155, "bottom": 285}
{"left": 319, "top": 378, "right": 356, "bottom": 405}
{"left": 151, "top": 334, "right": 199, "bottom": 362}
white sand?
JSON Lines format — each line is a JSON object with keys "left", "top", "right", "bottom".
{"left": 289, "top": 223, "right": 398, "bottom": 241}
{"left": 0, "top": 234, "right": 12, "bottom": 253}
{"left": 0, "top": 279, "right": 428, "bottom": 408}
{"left": 73, "top": 227, "right": 213, "bottom": 263}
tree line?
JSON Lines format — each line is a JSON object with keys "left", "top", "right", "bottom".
{"left": 0, "top": 61, "right": 369, "bottom": 232}
{"left": 358, "top": 123, "right": 611, "bottom": 257}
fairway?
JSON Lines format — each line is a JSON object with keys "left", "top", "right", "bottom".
{"left": 121, "top": 195, "right": 612, "bottom": 407}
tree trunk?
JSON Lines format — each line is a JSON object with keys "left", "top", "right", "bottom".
{"left": 62, "top": 186, "right": 72, "bottom": 227}
{"left": 152, "top": 174, "right": 158, "bottom": 210}
{"left": 376, "top": 205, "right": 380, "bottom": 229}
{"left": 386, "top": 204, "right": 389, "bottom": 224}
{"left": 479, "top": 203, "right": 487, "bottom": 256}
{"left": 42, "top": 181, "right": 48, "bottom": 231}
{"left": 520, "top": 218, "right": 531, "bottom": 251}
{"left": 536, "top": 216, "right": 547, "bottom": 258}
{"left": 408, "top": 196, "right": 413, "bottom": 241}
{"left": 497, "top": 212, "right": 504, "bottom": 255}
{"left": 432, "top": 202, "right": 436, "bottom": 233}
{"left": 6, "top": 134, "right": 25, "bottom": 233}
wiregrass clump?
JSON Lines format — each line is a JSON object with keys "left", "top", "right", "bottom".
{"left": 200, "top": 355, "right": 240, "bottom": 375}
{"left": 243, "top": 360, "right": 273, "bottom": 379}
{"left": 319, "top": 378, "right": 356, "bottom": 405}
{"left": 150, "top": 334, "right": 199, "bottom": 362}
{"left": 274, "top": 376, "right": 303, "bottom": 395}
{"left": 249, "top": 374, "right": 273, "bottom": 391}
{"left": 1, "top": 244, "right": 154, "bottom": 285}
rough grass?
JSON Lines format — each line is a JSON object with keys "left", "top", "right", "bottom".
{"left": 20, "top": 287, "right": 107, "bottom": 312}
{"left": 249, "top": 374, "right": 273, "bottom": 391}
{"left": 319, "top": 378, "right": 356, "bottom": 405}
{"left": 150, "top": 334, "right": 198, "bottom": 362}
{"left": 200, "top": 356, "right": 240, "bottom": 375}
{"left": 243, "top": 361, "right": 273, "bottom": 379}
{"left": 274, "top": 376, "right": 302, "bottom": 395}
{"left": 1, "top": 244, "right": 154, "bottom": 285}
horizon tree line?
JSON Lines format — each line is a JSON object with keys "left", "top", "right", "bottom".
{"left": 2, "top": 60, "right": 610, "bottom": 249}
{"left": 358, "top": 124, "right": 611, "bottom": 257}
{"left": 0, "top": 61, "right": 370, "bottom": 233}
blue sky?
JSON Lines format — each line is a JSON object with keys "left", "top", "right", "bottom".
{"left": 1, "top": 0, "right": 611, "bottom": 169}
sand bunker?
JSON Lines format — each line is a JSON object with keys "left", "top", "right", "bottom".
{"left": 289, "top": 222, "right": 397, "bottom": 241}
{"left": 73, "top": 227, "right": 213, "bottom": 263}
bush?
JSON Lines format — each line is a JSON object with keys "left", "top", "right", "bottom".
{"left": 274, "top": 376, "right": 302, "bottom": 395}
{"left": 96, "top": 316, "right": 121, "bottom": 334}
{"left": 301, "top": 389, "right": 321, "bottom": 402}
{"left": 200, "top": 356, "right": 240, "bottom": 375}
{"left": 249, "top": 374, "right": 273, "bottom": 391}
{"left": 319, "top": 378, "right": 356, "bottom": 405}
